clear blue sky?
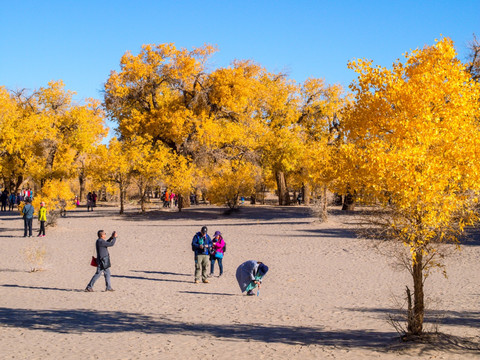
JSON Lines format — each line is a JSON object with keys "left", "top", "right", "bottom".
{"left": 1, "top": 1, "right": 478, "bottom": 112}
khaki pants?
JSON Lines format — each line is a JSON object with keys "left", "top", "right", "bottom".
{"left": 195, "top": 254, "right": 209, "bottom": 281}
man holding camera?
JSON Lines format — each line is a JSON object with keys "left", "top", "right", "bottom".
{"left": 85, "top": 230, "right": 117, "bottom": 292}
{"left": 191, "top": 226, "right": 212, "bottom": 284}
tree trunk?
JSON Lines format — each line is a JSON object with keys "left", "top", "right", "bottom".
{"left": 178, "top": 193, "right": 190, "bottom": 212}
{"left": 275, "top": 170, "right": 290, "bottom": 205}
{"left": 119, "top": 181, "right": 125, "bottom": 215}
{"left": 79, "top": 173, "right": 86, "bottom": 202}
{"left": 140, "top": 193, "right": 146, "bottom": 213}
{"left": 342, "top": 190, "right": 356, "bottom": 211}
{"left": 320, "top": 185, "right": 328, "bottom": 221}
{"left": 303, "top": 183, "right": 311, "bottom": 205}
{"left": 137, "top": 179, "right": 146, "bottom": 213}
{"left": 8, "top": 177, "right": 15, "bottom": 193}
{"left": 408, "top": 249, "right": 424, "bottom": 335}
{"left": 13, "top": 174, "right": 23, "bottom": 194}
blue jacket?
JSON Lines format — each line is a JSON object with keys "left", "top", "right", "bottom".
{"left": 191, "top": 232, "right": 213, "bottom": 256}
{"left": 22, "top": 204, "right": 34, "bottom": 219}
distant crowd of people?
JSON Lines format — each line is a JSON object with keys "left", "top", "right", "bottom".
{"left": 162, "top": 189, "right": 178, "bottom": 208}
{"left": 0, "top": 188, "right": 34, "bottom": 211}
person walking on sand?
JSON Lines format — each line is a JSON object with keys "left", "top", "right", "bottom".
{"left": 164, "top": 190, "right": 170, "bottom": 208}
{"left": 22, "top": 198, "right": 34, "bottom": 237}
{"left": 86, "top": 192, "right": 93, "bottom": 211}
{"left": 209, "top": 231, "right": 225, "bottom": 277}
{"left": 37, "top": 202, "right": 47, "bottom": 237}
{"left": 85, "top": 230, "right": 117, "bottom": 292}
{"left": 191, "top": 226, "right": 212, "bottom": 284}
{"left": 236, "top": 260, "right": 269, "bottom": 296}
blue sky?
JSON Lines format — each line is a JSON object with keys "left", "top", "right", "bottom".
{"left": 1, "top": 1, "right": 478, "bottom": 110}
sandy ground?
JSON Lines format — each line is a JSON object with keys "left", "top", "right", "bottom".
{"left": 0, "top": 202, "right": 479, "bottom": 359}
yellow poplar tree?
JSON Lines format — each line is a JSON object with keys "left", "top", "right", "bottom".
{"left": 206, "top": 159, "right": 261, "bottom": 209}
{"left": 199, "top": 60, "right": 267, "bottom": 208}
{"left": 88, "top": 138, "right": 132, "bottom": 214}
{"left": 296, "top": 79, "right": 348, "bottom": 218}
{"left": 128, "top": 137, "right": 170, "bottom": 213}
{"left": 1, "top": 82, "right": 107, "bottom": 217}
{"left": 342, "top": 38, "right": 480, "bottom": 335}
{"left": 162, "top": 153, "right": 196, "bottom": 212}
{"left": 104, "top": 43, "right": 217, "bottom": 209}
{"left": 256, "top": 73, "right": 302, "bottom": 205}
{"left": 0, "top": 87, "right": 28, "bottom": 190}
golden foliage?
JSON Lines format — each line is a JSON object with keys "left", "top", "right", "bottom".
{"left": 342, "top": 37, "right": 480, "bottom": 254}
{"left": 32, "top": 179, "right": 75, "bottom": 214}
{"left": 0, "top": 81, "right": 107, "bottom": 205}
{"left": 207, "top": 160, "right": 261, "bottom": 208}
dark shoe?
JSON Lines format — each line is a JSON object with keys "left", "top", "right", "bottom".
{"left": 85, "top": 287, "right": 94, "bottom": 292}
{"left": 246, "top": 290, "right": 255, "bottom": 296}
{"left": 106, "top": 288, "right": 115, "bottom": 292}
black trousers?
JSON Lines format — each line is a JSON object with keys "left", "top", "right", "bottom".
{"left": 24, "top": 218, "right": 33, "bottom": 236}
{"left": 38, "top": 221, "right": 45, "bottom": 236}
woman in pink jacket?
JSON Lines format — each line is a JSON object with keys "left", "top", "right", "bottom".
{"left": 210, "top": 231, "right": 225, "bottom": 277}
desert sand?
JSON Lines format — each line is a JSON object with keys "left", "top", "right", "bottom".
{"left": 0, "top": 203, "right": 479, "bottom": 359}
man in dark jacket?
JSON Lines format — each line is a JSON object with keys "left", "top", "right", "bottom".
{"left": 22, "top": 198, "right": 34, "bottom": 237}
{"left": 191, "top": 226, "right": 212, "bottom": 284}
{"left": 85, "top": 230, "right": 117, "bottom": 292}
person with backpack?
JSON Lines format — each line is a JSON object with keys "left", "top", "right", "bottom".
{"left": 209, "top": 231, "right": 226, "bottom": 277}
{"left": 191, "top": 226, "right": 212, "bottom": 284}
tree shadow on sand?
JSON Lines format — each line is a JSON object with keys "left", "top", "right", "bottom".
{"left": 0, "top": 307, "right": 395, "bottom": 349}
{"left": 459, "top": 227, "right": 480, "bottom": 247}
{"left": 60, "top": 209, "right": 124, "bottom": 219}
{"left": 120, "top": 205, "right": 314, "bottom": 223}
{"left": 1, "top": 284, "right": 83, "bottom": 292}
{"left": 130, "top": 270, "right": 191, "bottom": 277}
{"left": 346, "top": 307, "right": 480, "bottom": 329}
{"left": 178, "top": 290, "right": 237, "bottom": 296}
{"left": 112, "top": 273, "right": 192, "bottom": 284}
{"left": 0, "top": 307, "right": 478, "bottom": 355}
{"left": 343, "top": 307, "right": 480, "bottom": 354}
{"left": 291, "top": 228, "right": 357, "bottom": 239}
